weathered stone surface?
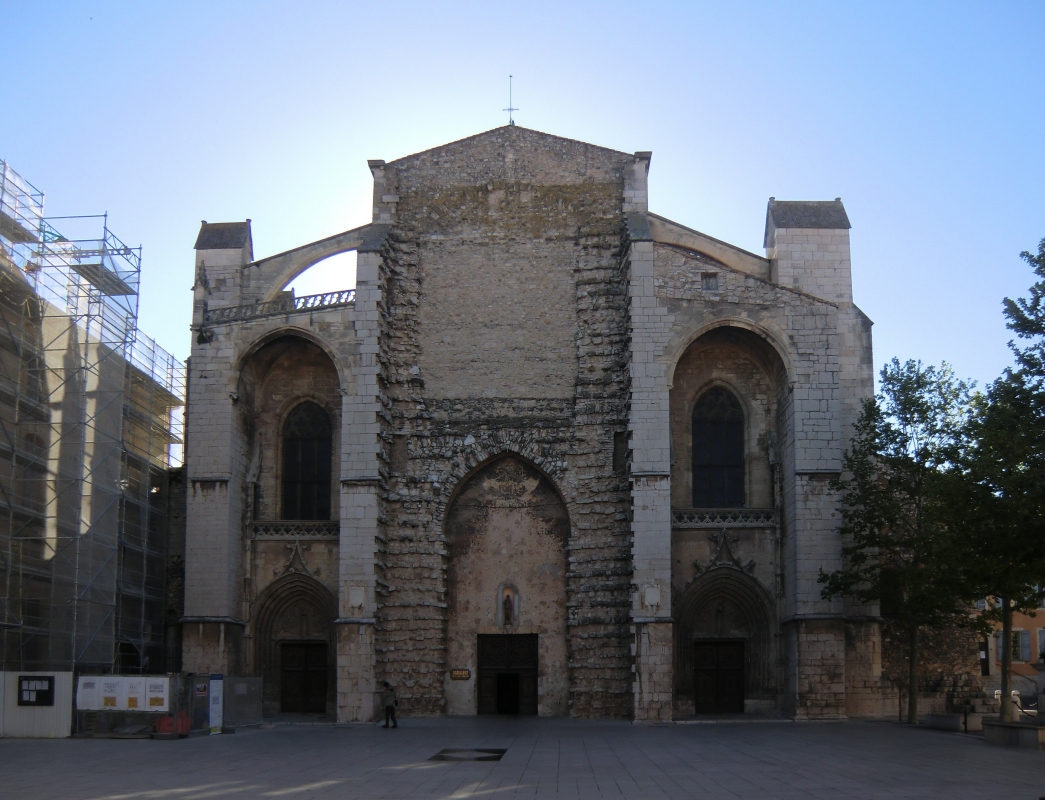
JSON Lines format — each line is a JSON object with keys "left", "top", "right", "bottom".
{"left": 181, "top": 124, "right": 880, "bottom": 722}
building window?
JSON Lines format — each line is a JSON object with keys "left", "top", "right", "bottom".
{"left": 996, "top": 630, "right": 1032, "bottom": 663}
{"left": 282, "top": 401, "right": 332, "bottom": 520}
{"left": 692, "top": 387, "right": 745, "bottom": 508}
{"left": 702, "top": 272, "right": 719, "bottom": 292}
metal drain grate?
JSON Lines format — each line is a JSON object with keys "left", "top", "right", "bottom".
{"left": 429, "top": 748, "right": 507, "bottom": 762}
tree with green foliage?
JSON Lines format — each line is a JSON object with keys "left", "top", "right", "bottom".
{"left": 1003, "top": 238, "right": 1045, "bottom": 383}
{"left": 957, "top": 238, "right": 1045, "bottom": 722}
{"left": 820, "top": 359, "right": 976, "bottom": 724}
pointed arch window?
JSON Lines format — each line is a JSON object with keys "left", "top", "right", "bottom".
{"left": 282, "top": 402, "right": 332, "bottom": 520}
{"left": 692, "top": 387, "right": 745, "bottom": 508}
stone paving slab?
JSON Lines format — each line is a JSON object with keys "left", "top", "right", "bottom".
{"left": 0, "top": 718, "right": 1042, "bottom": 799}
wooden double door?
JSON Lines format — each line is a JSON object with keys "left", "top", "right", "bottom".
{"left": 693, "top": 640, "right": 744, "bottom": 714}
{"left": 281, "top": 642, "right": 328, "bottom": 713}
{"left": 477, "top": 634, "right": 538, "bottom": 715}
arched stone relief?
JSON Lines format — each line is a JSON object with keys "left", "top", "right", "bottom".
{"left": 427, "top": 438, "right": 574, "bottom": 534}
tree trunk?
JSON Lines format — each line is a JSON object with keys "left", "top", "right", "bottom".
{"left": 1000, "top": 597, "right": 1013, "bottom": 723}
{"left": 907, "top": 625, "right": 919, "bottom": 724}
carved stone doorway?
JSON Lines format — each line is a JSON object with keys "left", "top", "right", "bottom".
{"left": 693, "top": 640, "right": 744, "bottom": 713}
{"left": 280, "top": 641, "right": 328, "bottom": 713}
{"left": 252, "top": 574, "right": 337, "bottom": 716}
{"left": 477, "top": 634, "right": 537, "bottom": 715}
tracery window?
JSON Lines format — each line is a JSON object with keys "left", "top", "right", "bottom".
{"left": 692, "top": 387, "right": 745, "bottom": 508}
{"left": 282, "top": 401, "right": 332, "bottom": 520}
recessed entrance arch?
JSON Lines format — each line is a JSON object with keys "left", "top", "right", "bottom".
{"left": 443, "top": 454, "right": 570, "bottom": 716}
{"left": 675, "top": 569, "right": 775, "bottom": 715}
{"left": 253, "top": 574, "right": 337, "bottom": 715}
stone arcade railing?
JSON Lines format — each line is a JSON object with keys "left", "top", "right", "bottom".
{"left": 205, "top": 289, "right": 355, "bottom": 325}
{"left": 251, "top": 520, "right": 340, "bottom": 540}
{"left": 671, "top": 508, "right": 779, "bottom": 528}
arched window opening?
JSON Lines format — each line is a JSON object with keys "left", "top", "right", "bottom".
{"left": 282, "top": 402, "right": 332, "bottom": 520}
{"left": 692, "top": 387, "right": 745, "bottom": 508}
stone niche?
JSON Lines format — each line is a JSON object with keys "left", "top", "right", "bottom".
{"left": 443, "top": 455, "right": 570, "bottom": 715}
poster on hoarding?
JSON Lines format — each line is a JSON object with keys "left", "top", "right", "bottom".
{"left": 124, "top": 678, "right": 145, "bottom": 710}
{"left": 146, "top": 677, "right": 169, "bottom": 711}
{"left": 73, "top": 675, "right": 171, "bottom": 712}
{"left": 209, "top": 674, "right": 223, "bottom": 734}
{"left": 100, "top": 678, "right": 123, "bottom": 709}
{"left": 77, "top": 677, "right": 99, "bottom": 710}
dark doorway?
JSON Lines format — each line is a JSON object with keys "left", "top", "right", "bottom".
{"left": 281, "top": 642, "right": 327, "bottom": 713}
{"left": 496, "top": 674, "right": 520, "bottom": 714}
{"left": 477, "top": 634, "right": 538, "bottom": 715}
{"left": 693, "top": 640, "right": 744, "bottom": 713}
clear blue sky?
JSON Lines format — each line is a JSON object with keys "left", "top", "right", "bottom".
{"left": 3, "top": 1, "right": 1043, "bottom": 388}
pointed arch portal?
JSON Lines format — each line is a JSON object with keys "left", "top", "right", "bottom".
{"left": 443, "top": 454, "right": 570, "bottom": 716}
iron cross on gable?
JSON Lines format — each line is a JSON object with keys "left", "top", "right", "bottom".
{"left": 503, "top": 75, "right": 518, "bottom": 126}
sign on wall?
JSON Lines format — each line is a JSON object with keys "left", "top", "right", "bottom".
{"left": 146, "top": 678, "right": 169, "bottom": 711}
{"left": 18, "top": 676, "right": 54, "bottom": 706}
{"left": 100, "top": 678, "right": 122, "bottom": 709}
{"left": 75, "top": 675, "right": 170, "bottom": 712}
{"left": 76, "top": 677, "right": 99, "bottom": 710}
{"left": 125, "top": 678, "right": 146, "bottom": 710}
{"left": 209, "top": 674, "right": 224, "bottom": 734}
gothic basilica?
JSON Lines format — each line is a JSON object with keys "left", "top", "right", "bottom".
{"left": 181, "top": 126, "right": 881, "bottom": 721}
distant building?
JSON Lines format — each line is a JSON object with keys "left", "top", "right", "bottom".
{"left": 0, "top": 159, "right": 185, "bottom": 674}
{"left": 981, "top": 596, "right": 1045, "bottom": 699}
{"left": 182, "top": 126, "right": 880, "bottom": 721}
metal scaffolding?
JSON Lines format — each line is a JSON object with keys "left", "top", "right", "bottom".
{"left": 0, "top": 158, "right": 184, "bottom": 674}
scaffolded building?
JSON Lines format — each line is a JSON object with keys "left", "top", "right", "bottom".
{"left": 0, "top": 159, "right": 185, "bottom": 674}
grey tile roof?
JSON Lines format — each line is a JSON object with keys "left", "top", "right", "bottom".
{"left": 767, "top": 199, "right": 850, "bottom": 231}
{"left": 194, "top": 221, "right": 251, "bottom": 250}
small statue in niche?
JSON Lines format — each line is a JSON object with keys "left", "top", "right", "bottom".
{"left": 502, "top": 590, "right": 514, "bottom": 627}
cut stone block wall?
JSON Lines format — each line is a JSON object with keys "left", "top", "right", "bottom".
{"left": 180, "top": 126, "right": 880, "bottom": 721}
{"left": 633, "top": 621, "right": 673, "bottom": 721}
{"left": 371, "top": 127, "right": 635, "bottom": 718}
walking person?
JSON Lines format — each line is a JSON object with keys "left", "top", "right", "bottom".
{"left": 381, "top": 681, "right": 398, "bottom": 728}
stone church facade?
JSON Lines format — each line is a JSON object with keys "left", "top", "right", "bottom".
{"left": 181, "top": 126, "right": 881, "bottom": 721}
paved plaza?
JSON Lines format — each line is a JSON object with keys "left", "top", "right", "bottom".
{"left": 1, "top": 717, "right": 1043, "bottom": 799}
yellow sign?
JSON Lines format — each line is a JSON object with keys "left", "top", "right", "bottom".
{"left": 450, "top": 669, "right": 470, "bottom": 681}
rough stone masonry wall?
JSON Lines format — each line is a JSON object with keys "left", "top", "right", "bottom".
{"left": 371, "top": 129, "right": 635, "bottom": 717}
